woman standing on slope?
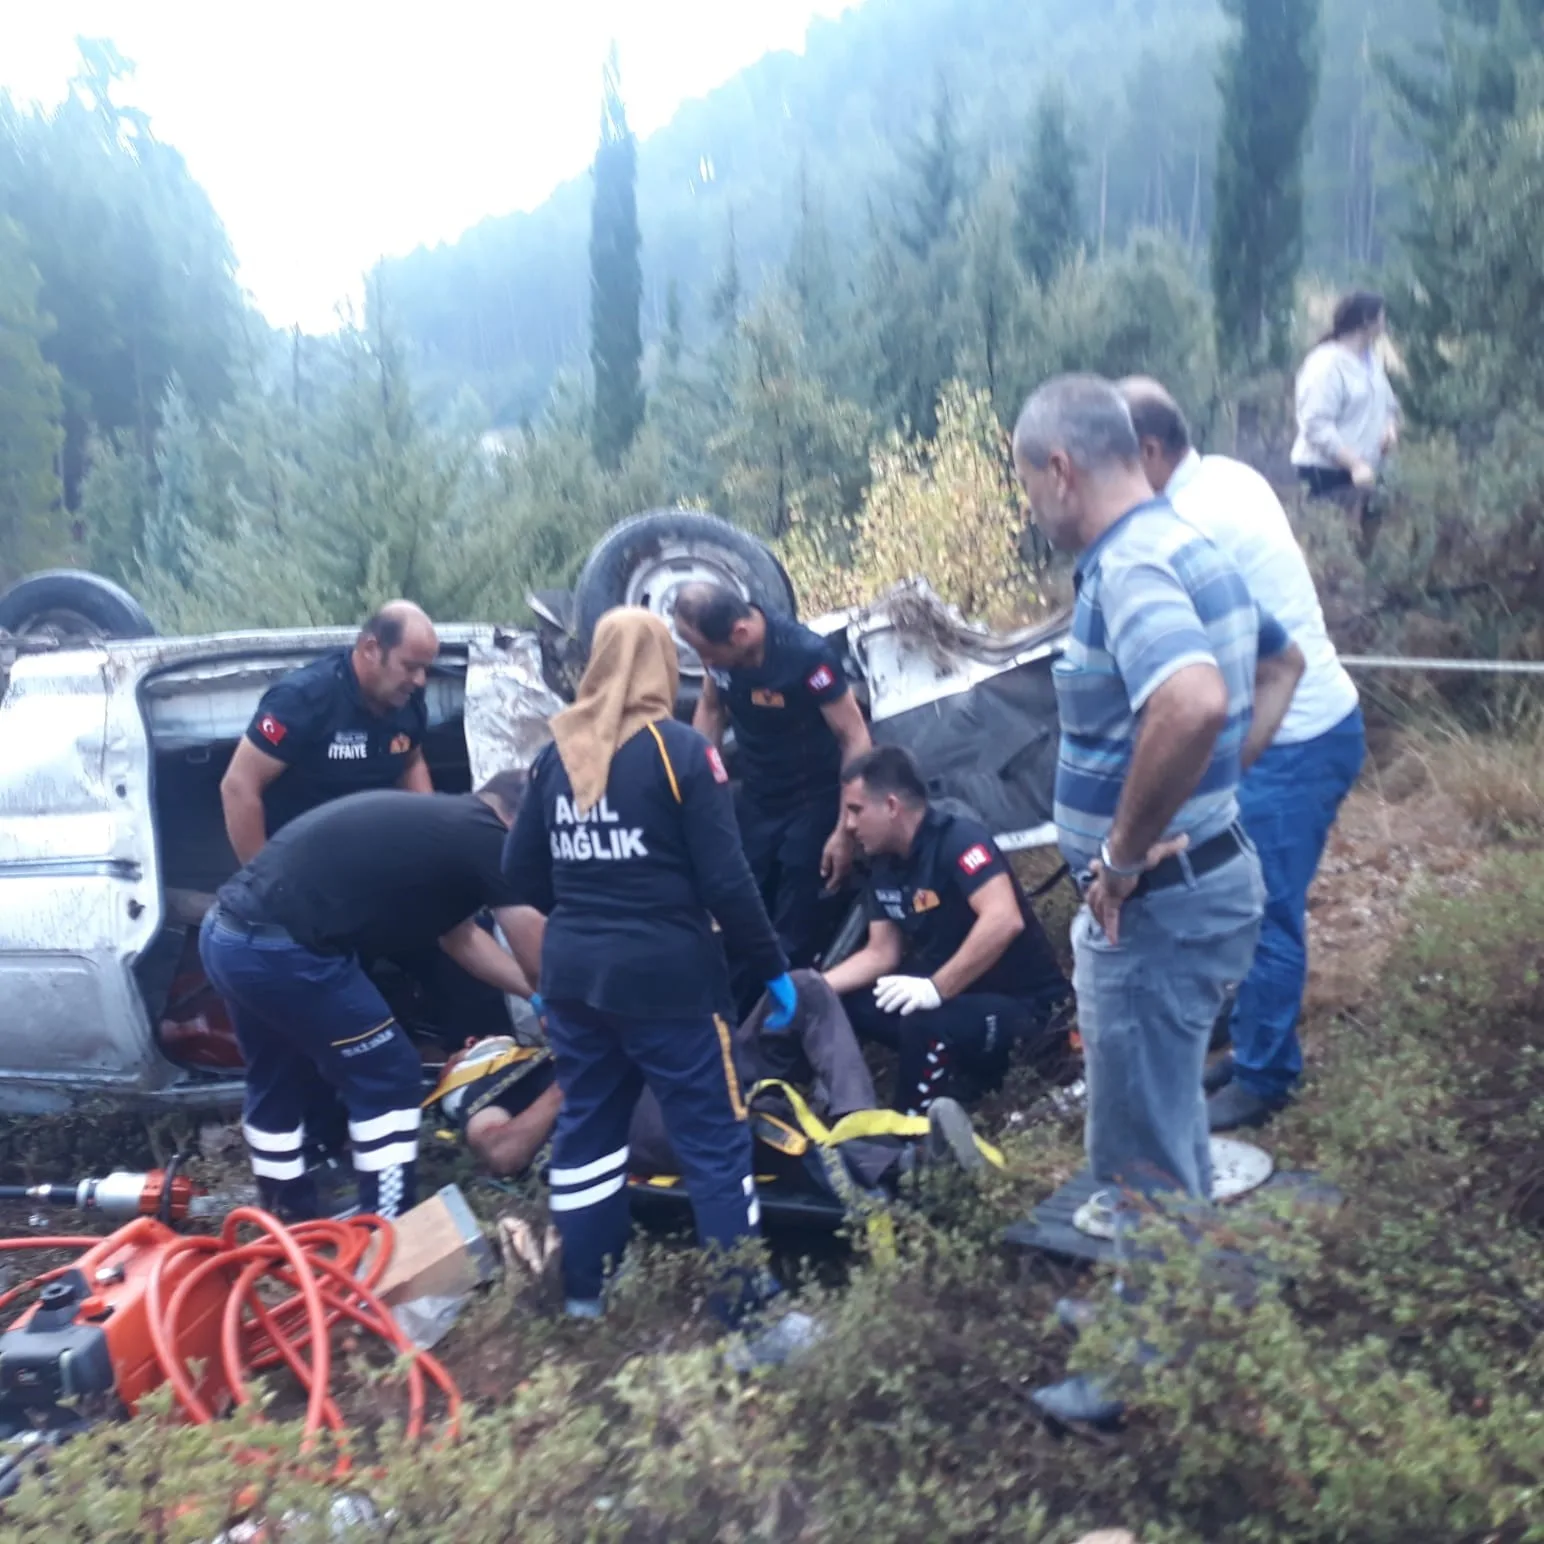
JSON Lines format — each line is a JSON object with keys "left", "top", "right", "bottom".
{"left": 1291, "top": 290, "right": 1401, "bottom": 518}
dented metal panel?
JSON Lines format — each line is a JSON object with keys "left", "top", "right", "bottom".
{"left": 0, "top": 641, "right": 166, "bottom": 1107}
{"left": 840, "top": 581, "right": 1067, "bottom": 848}
{"left": 463, "top": 629, "right": 564, "bottom": 786}
{"left": 0, "top": 622, "right": 549, "bottom": 1113}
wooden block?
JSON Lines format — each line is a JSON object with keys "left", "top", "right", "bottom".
{"left": 374, "top": 1185, "right": 497, "bottom": 1307}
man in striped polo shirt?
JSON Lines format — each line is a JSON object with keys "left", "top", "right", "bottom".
{"left": 1011, "top": 375, "right": 1305, "bottom": 1206}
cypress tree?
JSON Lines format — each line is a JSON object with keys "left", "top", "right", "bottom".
{"left": 1210, "top": 0, "right": 1323, "bottom": 371}
{"left": 588, "top": 43, "right": 643, "bottom": 469}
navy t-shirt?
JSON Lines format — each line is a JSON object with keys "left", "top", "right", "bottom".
{"left": 864, "top": 808, "right": 1066, "bottom": 1000}
{"left": 244, "top": 650, "right": 428, "bottom": 834}
{"left": 500, "top": 719, "right": 789, "bottom": 1019}
{"left": 710, "top": 612, "right": 849, "bottom": 816}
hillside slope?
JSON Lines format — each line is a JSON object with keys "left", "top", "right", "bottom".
{"left": 377, "top": 0, "right": 1427, "bottom": 423}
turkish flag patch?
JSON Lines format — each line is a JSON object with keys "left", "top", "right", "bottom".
{"left": 257, "top": 714, "right": 287, "bottom": 747}
{"left": 706, "top": 746, "right": 729, "bottom": 784}
{"left": 806, "top": 663, "right": 836, "bottom": 693}
{"left": 958, "top": 843, "right": 992, "bottom": 876}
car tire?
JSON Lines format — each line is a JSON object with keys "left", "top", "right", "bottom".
{"left": 0, "top": 569, "right": 155, "bottom": 641}
{"left": 573, "top": 510, "right": 798, "bottom": 685}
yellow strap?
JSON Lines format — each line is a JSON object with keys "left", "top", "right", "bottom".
{"left": 748, "top": 1079, "right": 835, "bottom": 1144}
{"left": 746, "top": 1078, "right": 1006, "bottom": 1170}
{"left": 646, "top": 722, "right": 682, "bottom": 804}
{"left": 751, "top": 1111, "right": 810, "bottom": 1157}
{"left": 422, "top": 1045, "right": 546, "bottom": 1109}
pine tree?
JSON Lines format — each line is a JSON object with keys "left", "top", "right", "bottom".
{"left": 662, "top": 279, "right": 684, "bottom": 369}
{"left": 899, "top": 75, "right": 963, "bottom": 259}
{"left": 1014, "top": 89, "right": 1084, "bottom": 286}
{"left": 1210, "top": 0, "right": 1323, "bottom": 371}
{"left": 710, "top": 212, "right": 742, "bottom": 334}
{"left": 0, "top": 217, "right": 69, "bottom": 584}
{"left": 1383, "top": 0, "right": 1544, "bottom": 427}
{"left": 709, "top": 288, "right": 871, "bottom": 540}
{"left": 588, "top": 43, "right": 643, "bottom": 470}
{"left": 140, "top": 378, "right": 211, "bottom": 589}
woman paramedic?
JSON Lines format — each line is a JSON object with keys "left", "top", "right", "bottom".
{"left": 499, "top": 606, "right": 806, "bottom": 1344}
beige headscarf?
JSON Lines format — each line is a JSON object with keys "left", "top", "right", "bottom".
{"left": 551, "top": 607, "right": 680, "bottom": 814}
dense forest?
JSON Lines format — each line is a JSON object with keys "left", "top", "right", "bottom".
{"left": 0, "top": 0, "right": 1540, "bottom": 678}
{"left": 379, "top": 0, "right": 1436, "bottom": 424}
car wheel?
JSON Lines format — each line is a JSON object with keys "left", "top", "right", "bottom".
{"left": 573, "top": 510, "right": 798, "bottom": 686}
{"left": 0, "top": 569, "right": 155, "bottom": 642}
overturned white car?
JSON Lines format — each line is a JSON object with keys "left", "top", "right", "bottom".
{"left": 0, "top": 513, "right": 1065, "bottom": 1115}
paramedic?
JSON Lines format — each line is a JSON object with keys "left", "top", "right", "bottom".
{"left": 674, "top": 584, "right": 872, "bottom": 1006}
{"left": 498, "top": 607, "right": 798, "bottom": 1323}
{"left": 199, "top": 775, "right": 539, "bottom": 1221}
{"left": 823, "top": 745, "right": 1071, "bottom": 1113}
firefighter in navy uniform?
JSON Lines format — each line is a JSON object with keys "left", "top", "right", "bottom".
{"left": 199, "top": 775, "right": 540, "bottom": 1221}
{"left": 673, "top": 584, "right": 872, "bottom": 1013}
{"left": 219, "top": 600, "right": 513, "bottom": 1048}
{"left": 499, "top": 608, "right": 801, "bottom": 1324}
{"left": 824, "top": 745, "right": 1071, "bottom": 1113}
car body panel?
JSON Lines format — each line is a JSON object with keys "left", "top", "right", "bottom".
{"left": 0, "top": 624, "right": 561, "bottom": 1114}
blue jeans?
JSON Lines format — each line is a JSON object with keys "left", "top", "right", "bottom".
{"left": 1231, "top": 708, "right": 1366, "bottom": 1101}
{"left": 544, "top": 999, "right": 768, "bottom": 1321}
{"left": 199, "top": 914, "right": 424, "bottom": 1220}
{"left": 1073, "top": 846, "right": 1265, "bottom": 1199}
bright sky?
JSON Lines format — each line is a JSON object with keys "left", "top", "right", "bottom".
{"left": 0, "top": 1, "right": 859, "bottom": 333}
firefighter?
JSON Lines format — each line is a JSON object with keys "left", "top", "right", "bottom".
{"left": 823, "top": 745, "right": 1071, "bottom": 1113}
{"left": 673, "top": 584, "right": 872, "bottom": 1011}
{"left": 200, "top": 774, "right": 539, "bottom": 1221}
{"left": 219, "top": 601, "right": 513, "bottom": 1048}
{"left": 499, "top": 608, "right": 799, "bottom": 1324}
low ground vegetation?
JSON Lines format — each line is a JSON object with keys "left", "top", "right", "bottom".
{"left": 3, "top": 739, "right": 1542, "bottom": 1541}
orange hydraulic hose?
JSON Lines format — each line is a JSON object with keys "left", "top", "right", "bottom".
{"left": 0, "top": 1208, "right": 462, "bottom": 1472}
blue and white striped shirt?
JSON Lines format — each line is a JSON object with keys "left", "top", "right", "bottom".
{"left": 1053, "top": 497, "right": 1288, "bottom": 869}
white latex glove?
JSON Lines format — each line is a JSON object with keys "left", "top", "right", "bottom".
{"left": 874, "top": 975, "right": 942, "bottom": 1017}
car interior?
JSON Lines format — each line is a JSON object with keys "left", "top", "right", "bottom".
{"left": 134, "top": 647, "right": 480, "bottom": 1081}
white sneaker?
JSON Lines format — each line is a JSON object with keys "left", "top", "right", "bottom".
{"left": 726, "top": 1310, "right": 825, "bottom": 1371}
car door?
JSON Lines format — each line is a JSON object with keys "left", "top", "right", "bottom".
{"left": 0, "top": 640, "right": 167, "bottom": 1111}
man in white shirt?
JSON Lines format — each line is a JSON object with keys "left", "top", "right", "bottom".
{"left": 1119, "top": 377, "right": 1366, "bottom": 1130}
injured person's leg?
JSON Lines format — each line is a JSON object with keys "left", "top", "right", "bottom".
{"left": 441, "top": 974, "right": 1002, "bottom": 1198}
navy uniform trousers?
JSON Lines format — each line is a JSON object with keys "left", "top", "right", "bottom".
{"left": 544, "top": 998, "right": 763, "bottom": 1319}
{"left": 731, "top": 796, "right": 848, "bottom": 1019}
{"left": 843, "top": 985, "right": 1071, "bottom": 1114}
{"left": 199, "top": 911, "right": 424, "bottom": 1221}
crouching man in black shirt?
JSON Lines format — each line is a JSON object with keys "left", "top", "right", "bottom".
{"left": 199, "top": 774, "right": 540, "bottom": 1221}
{"left": 824, "top": 746, "right": 1071, "bottom": 1113}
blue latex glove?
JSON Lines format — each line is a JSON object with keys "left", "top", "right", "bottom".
{"left": 763, "top": 973, "right": 798, "bottom": 1032}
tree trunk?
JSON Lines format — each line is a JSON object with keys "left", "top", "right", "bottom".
{"left": 1098, "top": 147, "right": 1109, "bottom": 257}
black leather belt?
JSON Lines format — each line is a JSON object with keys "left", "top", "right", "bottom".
{"left": 1133, "top": 824, "right": 1249, "bottom": 896}
{"left": 210, "top": 906, "right": 298, "bottom": 944}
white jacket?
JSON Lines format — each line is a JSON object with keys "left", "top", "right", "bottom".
{"left": 1290, "top": 341, "right": 1400, "bottom": 473}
